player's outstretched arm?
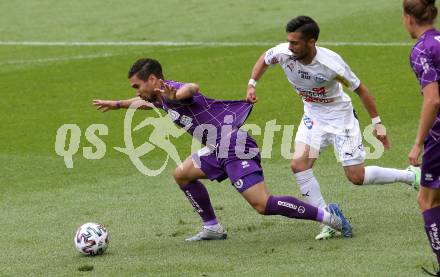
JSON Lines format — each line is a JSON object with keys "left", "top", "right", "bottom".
{"left": 246, "top": 52, "right": 269, "bottom": 103}
{"left": 92, "top": 97, "right": 153, "bottom": 112}
{"left": 354, "top": 83, "right": 390, "bottom": 149}
{"left": 408, "top": 82, "right": 440, "bottom": 166}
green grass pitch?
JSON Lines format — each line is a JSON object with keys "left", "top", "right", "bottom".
{"left": 0, "top": 0, "right": 436, "bottom": 276}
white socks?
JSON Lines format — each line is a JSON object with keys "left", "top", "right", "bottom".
{"left": 362, "top": 166, "right": 414, "bottom": 185}
{"left": 204, "top": 223, "right": 222, "bottom": 231}
{"left": 321, "top": 209, "right": 332, "bottom": 224}
{"left": 294, "top": 169, "right": 326, "bottom": 209}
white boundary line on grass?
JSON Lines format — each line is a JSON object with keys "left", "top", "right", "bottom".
{"left": 0, "top": 41, "right": 413, "bottom": 47}
{"left": 0, "top": 53, "right": 116, "bottom": 65}
{"left": 0, "top": 41, "right": 413, "bottom": 66}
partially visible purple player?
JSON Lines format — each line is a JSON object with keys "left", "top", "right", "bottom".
{"left": 403, "top": 0, "right": 440, "bottom": 275}
{"left": 93, "top": 58, "right": 352, "bottom": 241}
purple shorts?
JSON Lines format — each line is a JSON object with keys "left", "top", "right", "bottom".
{"left": 421, "top": 137, "right": 440, "bottom": 189}
{"left": 192, "top": 129, "right": 264, "bottom": 192}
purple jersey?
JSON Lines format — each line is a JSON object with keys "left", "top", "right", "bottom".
{"left": 410, "top": 28, "right": 440, "bottom": 141}
{"left": 153, "top": 80, "right": 262, "bottom": 184}
{"left": 155, "top": 80, "right": 253, "bottom": 145}
{"left": 410, "top": 29, "right": 440, "bottom": 189}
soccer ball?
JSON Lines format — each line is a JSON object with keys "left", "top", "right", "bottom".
{"left": 74, "top": 222, "right": 109, "bottom": 255}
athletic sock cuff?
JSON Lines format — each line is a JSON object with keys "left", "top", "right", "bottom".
{"left": 294, "top": 168, "right": 314, "bottom": 182}
{"left": 423, "top": 205, "right": 440, "bottom": 223}
{"left": 316, "top": 208, "right": 324, "bottom": 222}
{"left": 264, "top": 195, "right": 274, "bottom": 215}
{"left": 179, "top": 180, "right": 198, "bottom": 191}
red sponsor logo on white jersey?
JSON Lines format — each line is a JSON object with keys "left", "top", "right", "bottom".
{"left": 297, "top": 86, "right": 333, "bottom": 103}
{"left": 312, "top": 87, "right": 326, "bottom": 94}
{"left": 302, "top": 96, "right": 335, "bottom": 103}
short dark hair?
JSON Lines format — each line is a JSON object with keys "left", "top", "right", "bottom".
{"left": 285, "top": 16, "right": 320, "bottom": 41}
{"left": 128, "top": 58, "right": 164, "bottom": 80}
{"left": 403, "top": 0, "right": 437, "bottom": 25}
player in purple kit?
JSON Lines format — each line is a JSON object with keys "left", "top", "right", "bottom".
{"left": 403, "top": 0, "right": 440, "bottom": 275}
{"left": 93, "top": 58, "right": 352, "bottom": 241}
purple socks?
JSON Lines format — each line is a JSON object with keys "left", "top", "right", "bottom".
{"left": 264, "top": 195, "right": 319, "bottom": 221}
{"left": 423, "top": 205, "right": 440, "bottom": 265}
{"left": 180, "top": 180, "right": 218, "bottom": 226}
{"left": 180, "top": 181, "right": 322, "bottom": 226}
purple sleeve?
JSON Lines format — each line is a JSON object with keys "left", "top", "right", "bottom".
{"left": 412, "top": 37, "right": 440, "bottom": 89}
{"left": 419, "top": 51, "right": 439, "bottom": 89}
{"left": 164, "top": 80, "right": 185, "bottom": 90}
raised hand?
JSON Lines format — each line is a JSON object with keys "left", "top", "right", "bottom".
{"left": 155, "top": 80, "right": 177, "bottom": 100}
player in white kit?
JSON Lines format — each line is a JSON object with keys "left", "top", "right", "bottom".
{"left": 246, "top": 16, "right": 420, "bottom": 239}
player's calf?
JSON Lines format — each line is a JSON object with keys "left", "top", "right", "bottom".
{"left": 348, "top": 165, "right": 416, "bottom": 186}
{"left": 251, "top": 203, "right": 267, "bottom": 215}
{"left": 238, "top": 174, "right": 269, "bottom": 214}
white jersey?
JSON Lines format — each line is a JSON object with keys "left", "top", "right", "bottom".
{"left": 264, "top": 43, "right": 361, "bottom": 128}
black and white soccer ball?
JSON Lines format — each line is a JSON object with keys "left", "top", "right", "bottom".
{"left": 74, "top": 222, "right": 109, "bottom": 256}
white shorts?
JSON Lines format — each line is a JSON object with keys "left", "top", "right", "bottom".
{"left": 294, "top": 114, "right": 366, "bottom": 166}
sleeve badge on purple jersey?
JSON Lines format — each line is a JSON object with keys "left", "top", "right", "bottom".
{"left": 421, "top": 57, "right": 431, "bottom": 74}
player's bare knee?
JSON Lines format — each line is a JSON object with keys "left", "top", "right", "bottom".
{"left": 417, "top": 194, "right": 435, "bottom": 211}
{"left": 290, "top": 161, "right": 298, "bottom": 173}
{"left": 349, "top": 177, "right": 364, "bottom": 186}
{"left": 417, "top": 193, "right": 440, "bottom": 211}
{"left": 347, "top": 173, "right": 364, "bottom": 186}
{"left": 291, "top": 160, "right": 307, "bottom": 173}
{"left": 172, "top": 168, "right": 187, "bottom": 186}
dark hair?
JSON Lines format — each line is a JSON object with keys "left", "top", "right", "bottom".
{"left": 128, "top": 58, "right": 164, "bottom": 80}
{"left": 403, "top": 0, "right": 437, "bottom": 25}
{"left": 285, "top": 16, "right": 320, "bottom": 41}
